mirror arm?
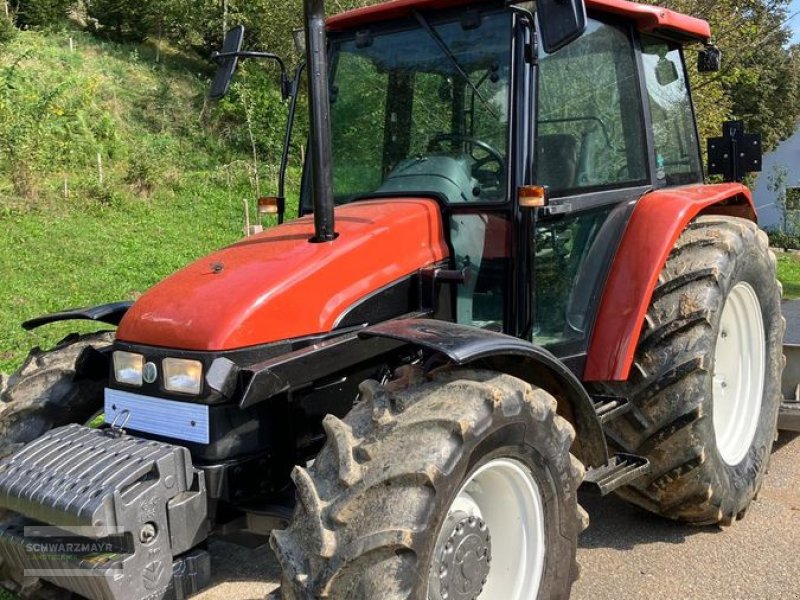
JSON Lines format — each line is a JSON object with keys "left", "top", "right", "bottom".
{"left": 276, "top": 62, "right": 306, "bottom": 224}
{"left": 212, "top": 50, "right": 292, "bottom": 99}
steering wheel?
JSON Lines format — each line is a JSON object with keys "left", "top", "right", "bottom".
{"left": 428, "top": 133, "right": 506, "bottom": 186}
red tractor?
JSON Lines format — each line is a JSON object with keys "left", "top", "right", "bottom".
{"left": 0, "top": 0, "right": 785, "bottom": 599}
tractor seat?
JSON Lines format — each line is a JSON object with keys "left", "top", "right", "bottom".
{"left": 537, "top": 134, "right": 579, "bottom": 190}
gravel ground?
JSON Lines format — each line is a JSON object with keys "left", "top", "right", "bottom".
{"left": 195, "top": 431, "right": 800, "bottom": 600}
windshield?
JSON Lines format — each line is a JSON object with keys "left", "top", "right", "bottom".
{"left": 326, "top": 9, "right": 513, "bottom": 205}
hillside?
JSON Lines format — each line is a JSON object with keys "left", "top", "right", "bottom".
{"left": 0, "top": 26, "right": 290, "bottom": 374}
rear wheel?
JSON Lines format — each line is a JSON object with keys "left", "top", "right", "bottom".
{"left": 602, "top": 216, "right": 783, "bottom": 525}
{"left": 271, "top": 368, "right": 588, "bottom": 599}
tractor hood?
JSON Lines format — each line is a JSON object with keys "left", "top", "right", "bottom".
{"left": 116, "top": 199, "right": 448, "bottom": 351}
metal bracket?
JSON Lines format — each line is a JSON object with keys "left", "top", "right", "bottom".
{"left": 538, "top": 202, "right": 573, "bottom": 217}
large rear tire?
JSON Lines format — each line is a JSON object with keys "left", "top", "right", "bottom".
{"left": 601, "top": 216, "right": 783, "bottom": 525}
{"left": 271, "top": 368, "right": 588, "bottom": 600}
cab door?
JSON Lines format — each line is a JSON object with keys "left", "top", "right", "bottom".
{"left": 530, "top": 16, "right": 652, "bottom": 373}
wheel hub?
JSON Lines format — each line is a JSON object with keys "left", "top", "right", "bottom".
{"left": 431, "top": 512, "right": 492, "bottom": 600}
{"left": 428, "top": 458, "right": 545, "bottom": 599}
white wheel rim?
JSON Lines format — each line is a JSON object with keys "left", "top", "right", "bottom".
{"left": 712, "top": 281, "right": 765, "bottom": 466}
{"left": 428, "top": 458, "right": 546, "bottom": 600}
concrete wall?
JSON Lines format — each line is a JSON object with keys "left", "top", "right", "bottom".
{"left": 753, "top": 127, "right": 800, "bottom": 229}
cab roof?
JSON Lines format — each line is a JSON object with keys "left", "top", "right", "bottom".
{"left": 327, "top": 0, "right": 711, "bottom": 43}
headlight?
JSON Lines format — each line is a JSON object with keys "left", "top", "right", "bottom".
{"left": 113, "top": 351, "right": 144, "bottom": 386}
{"left": 163, "top": 358, "right": 203, "bottom": 395}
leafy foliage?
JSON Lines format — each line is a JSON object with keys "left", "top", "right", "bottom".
{"left": 86, "top": 0, "right": 152, "bottom": 41}
{"left": 0, "top": 13, "right": 16, "bottom": 44}
{"left": 13, "top": 0, "right": 76, "bottom": 28}
{"left": 776, "top": 251, "right": 800, "bottom": 299}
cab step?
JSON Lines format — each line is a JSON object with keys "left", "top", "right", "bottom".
{"left": 778, "top": 400, "right": 800, "bottom": 432}
{"left": 582, "top": 453, "right": 650, "bottom": 496}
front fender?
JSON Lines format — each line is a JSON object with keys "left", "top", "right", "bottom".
{"left": 362, "top": 319, "right": 608, "bottom": 468}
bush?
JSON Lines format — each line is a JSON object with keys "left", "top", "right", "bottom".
{"left": 0, "top": 14, "right": 16, "bottom": 45}
{"left": 766, "top": 229, "right": 800, "bottom": 251}
{"left": 14, "top": 0, "right": 75, "bottom": 28}
{"left": 125, "top": 146, "right": 166, "bottom": 197}
{"left": 86, "top": 0, "right": 151, "bottom": 42}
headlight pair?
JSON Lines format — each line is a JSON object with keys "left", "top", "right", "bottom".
{"left": 112, "top": 352, "right": 203, "bottom": 395}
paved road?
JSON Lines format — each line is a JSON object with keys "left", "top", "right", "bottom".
{"left": 196, "top": 431, "right": 800, "bottom": 600}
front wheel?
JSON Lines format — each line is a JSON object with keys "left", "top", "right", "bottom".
{"left": 271, "top": 368, "right": 588, "bottom": 600}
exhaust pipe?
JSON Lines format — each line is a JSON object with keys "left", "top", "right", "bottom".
{"left": 304, "top": 0, "right": 337, "bottom": 243}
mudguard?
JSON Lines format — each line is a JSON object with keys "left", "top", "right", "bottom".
{"left": 22, "top": 301, "right": 132, "bottom": 331}
{"left": 362, "top": 318, "right": 608, "bottom": 468}
{"left": 584, "top": 182, "right": 756, "bottom": 382}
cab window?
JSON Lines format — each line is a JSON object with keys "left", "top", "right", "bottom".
{"left": 327, "top": 10, "right": 513, "bottom": 206}
{"left": 536, "top": 19, "right": 648, "bottom": 195}
{"left": 640, "top": 36, "right": 703, "bottom": 186}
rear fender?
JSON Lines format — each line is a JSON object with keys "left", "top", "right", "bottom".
{"left": 584, "top": 183, "right": 755, "bottom": 382}
{"left": 363, "top": 319, "right": 608, "bottom": 468}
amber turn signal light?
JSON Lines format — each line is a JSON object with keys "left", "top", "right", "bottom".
{"left": 258, "top": 197, "right": 281, "bottom": 215}
{"left": 518, "top": 185, "right": 549, "bottom": 208}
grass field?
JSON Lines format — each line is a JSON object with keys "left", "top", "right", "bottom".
{"left": 776, "top": 251, "right": 800, "bottom": 300}
{"left": 0, "top": 181, "right": 246, "bottom": 373}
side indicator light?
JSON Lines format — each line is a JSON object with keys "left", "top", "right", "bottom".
{"left": 518, "top": 185, "right": 549, "bottom": 208}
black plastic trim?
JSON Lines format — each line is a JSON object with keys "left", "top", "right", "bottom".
{"left": 333, "top": 274, "right": 423, "bottom": 329}
{"left": 239, "top": 329, "right": 412, "bottom": 409}
{"left": 633, "top": 29, "right": 659, "bottom": 188}
{"left": 23, "top": 302, "right": 133, "bottom": 331}
{"left": 111, "top": 326, "right": 369, "bottom": 405}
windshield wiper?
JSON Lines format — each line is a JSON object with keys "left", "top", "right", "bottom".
{"left": 411, "top": 9, "right": 500, "bottom": 120}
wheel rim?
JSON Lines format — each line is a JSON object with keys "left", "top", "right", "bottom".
{"left": 712, "top": 281, "right": 765, "bottom": 466}
{"left": 428, "top": 458, "right": 545, "bottom": 600}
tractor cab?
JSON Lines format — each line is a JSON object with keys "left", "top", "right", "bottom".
{"left": 296, "top": 0, "right": 716, "bottom": 359}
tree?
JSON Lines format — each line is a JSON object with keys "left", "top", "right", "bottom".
{"left": 654, "top": 0, "right": 800, "bottom": 153}
{"left": 14, "top": 0, "right": 75, "bottom": 28}
{"left": 86, "top": 0, "right": 152, "bottom": 41}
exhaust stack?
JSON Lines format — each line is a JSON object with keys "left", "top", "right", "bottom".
{"left": 304, "top": 0, "right": 337, "bottom": 242}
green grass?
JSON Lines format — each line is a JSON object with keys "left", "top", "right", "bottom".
{"left": 0, "top": 26, "right": 302, "bottom": 374}
{"left": 0, "top": 179, "right": 245, "bottom": 373}
{"left": 776, "top": 251, "right": 800, "bottom": 300}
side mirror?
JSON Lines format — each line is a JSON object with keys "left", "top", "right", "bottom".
{"left": 536, "top": 0, "right": 587, "bottom": 54}
{"left": 698, "top": 45, "right": 722, "bottom": 72}
{"left": 210, "top": 25, "right": 245, "bottom": 100}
